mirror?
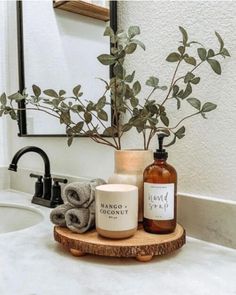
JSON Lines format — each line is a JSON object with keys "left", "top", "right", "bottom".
{"left": 17, "top": 0, "right": 117, "bottom": 136}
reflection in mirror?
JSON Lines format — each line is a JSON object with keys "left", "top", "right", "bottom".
{"left": 18, "top": 1, "right": 116, "bottom": 135}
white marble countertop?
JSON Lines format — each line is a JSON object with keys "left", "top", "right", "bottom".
{"left": 0, "top": 190, "right": 236, "bottom": 295}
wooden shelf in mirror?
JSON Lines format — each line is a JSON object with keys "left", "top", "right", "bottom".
{"left": 53, "top": 1, "right": 109, "bottom": 21}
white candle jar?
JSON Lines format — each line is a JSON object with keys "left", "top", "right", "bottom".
{"left": 95, "top": 184, "right": 138, "bottom": 239}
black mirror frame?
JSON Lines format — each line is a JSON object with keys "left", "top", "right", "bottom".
{"left": 16, "top": 0, "right": 117, "bottom": 137}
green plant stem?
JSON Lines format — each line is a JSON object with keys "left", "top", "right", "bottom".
{"left": 146, "top": 129, "right": 155, "bottom": 149}
{"left": 161, "top": 59, "right": 182, "bottom": 107}
{"left": 169, "top": 111, "right": 201, "bottom": 130}
{"left": 146, "top": 88, "right": 156, "bottom": 101}
{"left": 143, "top": 130, "right": 147, "bottom": 150}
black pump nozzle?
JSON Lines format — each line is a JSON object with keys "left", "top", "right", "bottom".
{"left": 154, "top": 133, "right": 168, "bottom": 160}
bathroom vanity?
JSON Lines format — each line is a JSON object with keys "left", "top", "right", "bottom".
{"left": 0, "top": 190, "right": 236, "bottom": 295}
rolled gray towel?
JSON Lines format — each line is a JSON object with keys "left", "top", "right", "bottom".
{"left": 65, "top": 206, "right": 95, "bottom": 233}
{"left": 64, "top": 178, "right": 106, "bottom": 208}
{"left": 50, "top": 203, "right": 74, "bottom": 226}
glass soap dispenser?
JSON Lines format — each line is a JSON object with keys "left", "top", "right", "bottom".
{"left": 143, "top": 134, "right": 177, "bottom": 234}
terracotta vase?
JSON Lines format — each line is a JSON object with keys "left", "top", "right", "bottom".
{"left": 108, "top": 150, "right": 153, "bottom": 221}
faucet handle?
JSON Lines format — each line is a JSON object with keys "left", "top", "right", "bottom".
{"left": 30, "top": 173, "right": 43, "bottom": 181}
{"left": 30, "top": 173, "right": 43, "bottom": 198}
{"left": 53, "top": 177, "right": 68, "bottom": 184}
{"left": 51, "top": 178, "right": 68, "bottom": 207}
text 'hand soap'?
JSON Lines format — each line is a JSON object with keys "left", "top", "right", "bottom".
{"left": 143, "top": 134, "right": 177, "bottom": 234}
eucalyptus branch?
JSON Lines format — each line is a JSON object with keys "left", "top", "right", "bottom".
{"left": 0, "top": 26, "right": 229, "bottom": 150}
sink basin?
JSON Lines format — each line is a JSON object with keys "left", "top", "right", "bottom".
{"left": 0, "top": 203, "right": 44, "bottom": 234}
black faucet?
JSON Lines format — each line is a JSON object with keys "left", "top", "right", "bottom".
{"left": 8, "top": 146, "right": 67, "bottom": 208}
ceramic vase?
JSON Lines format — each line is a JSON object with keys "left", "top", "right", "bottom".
{"left": 108, "top": 150, "right": 153, "bottom": 221}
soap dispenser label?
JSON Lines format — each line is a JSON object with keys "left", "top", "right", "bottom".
{"left": 144, "top": 183, "right": 175, "bottom": 220}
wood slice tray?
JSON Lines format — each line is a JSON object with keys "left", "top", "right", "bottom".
{"left": 54, "top": 224, "right": 185, "bottom": 262}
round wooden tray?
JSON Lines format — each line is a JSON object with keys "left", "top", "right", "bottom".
{"left": 54, "top": 224, "right": 185, "bottom": 262}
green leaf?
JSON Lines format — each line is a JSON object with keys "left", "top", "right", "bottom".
{"left": 160, "top": 115, "right": 169, "bottom": 127}
{"left": 215, "top": 31, "right": 224, "bottom": 51}
{"left": 43, "top": 89, "right": 58, "bottom": 98}
{"left": 177, "top": 90, "right": 184, "bottom": 99}
{"left": 191, "top": 77, "right": 200, "bottom": 84}
{"left": 103, "top": 126, "right": 115, "bottom": 136}
{"left": 166, "top": 52, "right": 181, "bottom": 62}
{"left": 148, "top": 117, "right": 158, "bottom": 127}
{"left": 118, "top": 50, "right": 126, "bottom": 59}
{"left": 76, "top": 105, "right": 84, "bottom": 112}
{"left": 176, "top": 97, "right": 181, "bottom": 110}
{"left": 187, "top": 97, "right": 201, "bottom": 110}
{"left": 197, "top": 48, "right": 207, "bottom": 61}
{"left": 52, "top": 99, "right": 60, "bottom": 107}
{"left": 178, "top": 46, "right": 185, "bottom": 55}
{"left": 182, "top": 83, "right": 192, "bottom": 99}
{"left": 0, "top": 93, "right": 7, "bottom": 106}
{"left": 125, "top": 71, "right": 135, "bottom": 83}
{"left": 8, "top": 92, "right": 24, "bottom": 101}
{"left": 73, "top": 85, "right": 81, "bottom": 97}
{"left": 124, "top": 85, "right": 133, "bottom": 99}
{"left": 131, "top": 39, "right": 146, "bottom": 50}
{"left": 172, "top": 85, "right": 179, "bottom": 96}
{"left": 160, "top": 86, "right": 168, "bottom": 91}
{"left": 84, "top": 112, "right": 92, "bottom": 123}
{"left": 146, "top": 76, "right": 159, "bottom": 88}
{"left": 86, "top": 101, "right": 95, "bottom": 112}
{"left": 207, "top": 49, "right": 215, "bottom": 58}
{"left": 130, "top": 97, "right": 139, "bottom": 108}
{"left": 67, "top": 136, "right": 74, "bottom": 147}
{"left": 184, "top": 72, "right": 195, "bottom": 83}
{"left": 133, "top": 81, "right": 141, "bottom": 95}
{"left": 207, "top": 59, "right": 221, "bottom": 75}
{"left": 32, "top": 85, "right": 41, "bottom": 97}
{"left": 128, "top": 26, "right": 140, "bottom": 38}
{"left": 125, "top": 43, "right": 137, "bottom": 54}
{"left": 122, "top": 124, "right": 132, "bottom": 132}
{"left": 184, "top": 56, "right": 196, "bottom": 66}
{"left": 201, "top": 102, "right": 217, "bottom": 112}
{"left": 72, "top": 122, "right": 84, "bottom": 133}
{"left": 59, "top": 90, "right": 66, "bottom": 96}
{"left": 60, "top": 111, "right": 71, "bottom": 125}
{"left": 179, "top": 26, "right": 188, "bottom": 45}
{"left": 104, "top": 26, "right": 114, "bottom": 37}
{"left": 175, "top": 126, "right": 185, "bottom": 139}
{"left": 113, "top": 64, "right": 125, "bottom": 79}
{"left": 201, "top": 112, "right": 207, "bottom": 119}
{"left": 9, "top": 110, "right": 17, "bottom": 120}
{"left": 96, "top": 96, "right": 106, "bottom": 110}
{"left": 97, "top": 54, "right": 116, "bottom": 65}
{"left": 222, "top": 48, "right": 230, "bottom": 57}
{"left": 98, "top": 109, "right": 108, "bottom": 121}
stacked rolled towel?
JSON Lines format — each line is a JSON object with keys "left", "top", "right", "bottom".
{"left": 49, "top": 203, "right": 74, "bottom": 227}
{"left": 50, "top": 178, "right": 106, "bottom": 234}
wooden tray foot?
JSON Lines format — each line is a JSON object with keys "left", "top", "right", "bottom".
{"left": 70, "top": 248, "right": 86, "bottom": 257}
{"left": 136, "top": 254, "right": 153, "bottom": 262}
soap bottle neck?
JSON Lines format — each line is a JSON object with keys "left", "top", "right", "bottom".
{"left": 154, "top": 158, "right": 167, "bottom": 165}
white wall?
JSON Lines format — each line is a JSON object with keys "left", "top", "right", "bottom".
{"left": 0, "top": 2, "right": 11, "bottom": 167}
{"left": 4, "top": 1, "right": 236, "bottom": 202}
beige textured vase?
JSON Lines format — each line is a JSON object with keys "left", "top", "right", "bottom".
{"left": 108, "top": 150, "right": 153, "bottom": 221}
